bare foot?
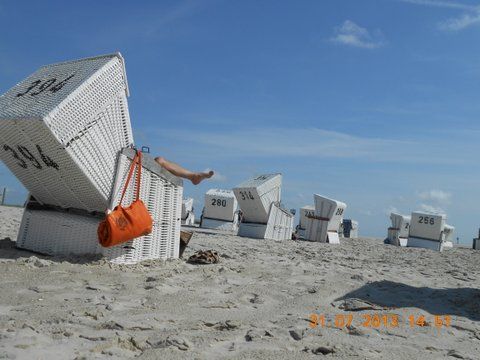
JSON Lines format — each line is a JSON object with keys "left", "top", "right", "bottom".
{"left": 190, "top": 170, "right": 214, "bottom": 185}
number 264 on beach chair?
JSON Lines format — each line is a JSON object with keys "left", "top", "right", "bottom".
{"left": 0, "top": 53, "right": 183, "bottom": 264}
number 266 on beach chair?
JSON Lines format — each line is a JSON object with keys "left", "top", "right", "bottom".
{"left": 0, "top": 53, "right": 183, "bottom": 264}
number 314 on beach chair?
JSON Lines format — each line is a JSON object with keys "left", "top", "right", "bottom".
{"left": 0, "top": 53, "right": 183, "bottom": 264}
{"left": 233, "top": 174, "right": 294, "bottom": 241}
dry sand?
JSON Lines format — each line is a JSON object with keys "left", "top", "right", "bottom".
{"left": 1, "top": 204, "right": 480, "bottom": 359}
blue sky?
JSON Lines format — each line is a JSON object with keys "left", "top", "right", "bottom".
{"left": 1, "top": 0, "right": 480, "bottom": 242}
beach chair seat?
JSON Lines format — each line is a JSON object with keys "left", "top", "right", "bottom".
{"left": 181, "top": 198, "right": 195, "bottom": 226}
{"left": 304, "top": 194, "right": 347, "bottom": 244}
{"left": 233, "top": 174, "right": 293, "bottom": 240}
{"left": 342, "top": 219, "right": 358, "bottom": 238}
{"left": 200, "top": 189, "right": 239, "bottom": 231}
{"left": 407, "top": 212, "right": 451, "bottom": 252}
{"left": 388, "top": 213, "right": 411, "bottom": 247}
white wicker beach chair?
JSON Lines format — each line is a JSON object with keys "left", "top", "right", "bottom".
{"left": 1, "top": 54, "right": 183, "bottom": 264}
{"left": 200, "top": 189, "right": 239, "bottom": 231}
{"left": 233, "top": 174, "right": 294, "bottom": 240}
{"left": 407, "top": 211, "right": 451, "bottom": 251}
{"left": 342, "top": 219, "right": 358, "bottom": 238}
{"left": 442, "top": 224, "right": 455, "bottom": 248}
{"left": 304, "top": 194, "right": 347, "bottom": 244}
{"left": 296, "top": 205, "right": 315, "bottom": 239}
{"left": 17, "top": 149, "right": 183, "bottom": 263}
{"left": 388, "top": 213, "right": 411, "bottom": 247}
{"left": 181, "top": 197, "right": 195, "bottom": 226}
{"left": 0, "top": 53, "right": 133, "bottom": 212}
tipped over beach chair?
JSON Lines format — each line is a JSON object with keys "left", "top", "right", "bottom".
{"left": 342, "top": 219, "right": 358, "bottom": 238}
{"left": 181, "top": 198, "right": 195, "bottom": 226}
{"left": 407, "top": 211, "right": 453, "bottom": 252}
{"left": 388, "top": 213, "right": 411, "bottom": 247}
{"left": 296, "top": 205, "right": 315, "bottom": 239}
{"left": 0, "top": 53, "right": 183, "bottom": 264}
{"left": 304, "top": 194, "right": 347, "bottom": 244}
{"left": 233, "top": 173, "right": 294, "bottom": 240}
{"left": 200, "top": 189, "right": 239, "bottom": 231}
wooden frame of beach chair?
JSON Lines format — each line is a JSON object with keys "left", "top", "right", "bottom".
{"left": 296, "top": 205, "right": 315, "bottom": 239}
{"left": 407, "top": 211, "right": 448, "bottom": 252}
{"left": 233, "top": 174, "right": 294, "bottom": 240}
{"left": 388, "top": 213, "right": 411, "bottom": 247}
{"left": 304, "top": 194, "right": 347, "bottom": 244}
{"left": 181, "top": 197, "right": 195, "bottom": 226}
{"left": 200, "top": 189, "right": 239, "bottom": 231}
{"left": 1, "top": 54, "right": 183, "bottom": 264}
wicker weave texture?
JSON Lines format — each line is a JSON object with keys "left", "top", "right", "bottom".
{"left": 16, "top": 209, "right": 101, "bottom": 255}
{"left": 0, "top": 54, "right": 133, "bottom": 212}
{"left": 102, "top": 152, "right": 182, "bottom": 264}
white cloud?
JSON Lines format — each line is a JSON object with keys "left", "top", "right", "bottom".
{"left": 398, "top": 0, "right": 480, "bottom": 31}
{"left": 438, "top": 10, "right": 480, "bottom": 30}
{"left": 418, "top": 189, "right": 452, "bottom": 203}
{"left": 330, "top": 20, "right": 386, "bottom": 49}
{"left": 419, "top": 203, "right": 446, "bottom": 214}
{"left": 398, "top": 0, "right": 477, "bottom": 11}
{"left": 160, "top": 126, "right": 473, "bottom": 166}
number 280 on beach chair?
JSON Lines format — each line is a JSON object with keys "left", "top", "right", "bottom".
{"left": 0, "top": 53, "right": 183, "bottom": 264}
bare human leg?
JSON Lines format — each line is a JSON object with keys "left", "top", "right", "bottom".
{"left": 155, "top": 156, "right": 214, "bottom": 185}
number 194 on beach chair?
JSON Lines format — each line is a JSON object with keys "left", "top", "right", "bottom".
{"left": 0, "top": 53, "right": 183, "bottom": 264}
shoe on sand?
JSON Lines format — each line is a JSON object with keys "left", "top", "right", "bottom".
{"left": 187, "top": 250, "right": 220, "bottom": 264}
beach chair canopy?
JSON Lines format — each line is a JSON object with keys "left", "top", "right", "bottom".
{"left": 204, "top": 189, "right": 237, "bottom": 222}
{"left": 0, "top": 53, "right": 133, "bottom": 212}
{"left": 233, "top": 173, "right": 282, "bottom": 223}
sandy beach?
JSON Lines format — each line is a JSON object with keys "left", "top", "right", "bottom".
{"left": 0, "top": 205, "right": 479, "bottom": 359}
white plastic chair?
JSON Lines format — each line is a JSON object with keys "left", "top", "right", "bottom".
{"left": 233, "top": 174, "right": 293, "bottom": 240}
{"left": 304, "top": 194, "right": 347, "bottom": 244}
{"left": 200, "top": 189, "right": 239, "bottom": 231}
{"left": 388, "top": 213, "right": 411, "bottom": 247}
{"left": 407, "top": 211, "right": 449, "bottom": 251}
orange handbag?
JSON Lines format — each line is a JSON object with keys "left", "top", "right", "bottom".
{"left": 98, "top": 150, "right": 153, "bottom": 247}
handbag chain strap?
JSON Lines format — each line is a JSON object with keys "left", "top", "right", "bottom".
{"left": 119, "top": 150, "right": 142, "bottom": 205}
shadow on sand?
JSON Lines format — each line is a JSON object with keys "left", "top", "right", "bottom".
{"left": 0, "top": 237, "right": 102, "bottom": 264}
{"left": 336, "top": 280, "right": 480, "bottom": 322}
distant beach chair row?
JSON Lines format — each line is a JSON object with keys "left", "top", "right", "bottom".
{"left": 195, "top": 179, "right": 356, "bottom": 244}
{"left": 387, "top": 212, "right": 455, "bottom": 252}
